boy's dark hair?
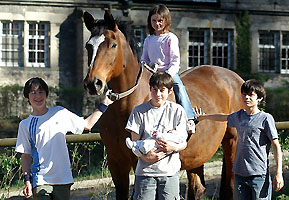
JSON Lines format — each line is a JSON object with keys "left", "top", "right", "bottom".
{"left": 241, "top": 79, "right": 266, "bottom": 101}
{"left": 147, "top": 4, "right": 171, "bottom": 35}
{"left": 149, "top": 72, "right": 173, "bottom": 90}
{"left": 24, "top": 77, "right": 49, "bottom": 98}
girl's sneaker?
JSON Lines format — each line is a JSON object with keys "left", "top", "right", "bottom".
{"left": 187, "top": 119, "right": 196, "bottom": 134}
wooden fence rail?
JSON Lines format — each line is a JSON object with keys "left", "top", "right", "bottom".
{"left": 0, "top": 133, "right": 101, "bottom": 147}
{"left": 1, "top": 121, "right": 289, "bottom": 147}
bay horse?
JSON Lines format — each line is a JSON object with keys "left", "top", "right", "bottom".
{"left": 83, "top": 10, "right": 244, "bottom": 200}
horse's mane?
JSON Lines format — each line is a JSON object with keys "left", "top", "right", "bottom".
{"left": 115, "top": 19, "right": 141, "bottom": 60}
{"left": 90, "top": 17, "right": 141, "bottom": 61}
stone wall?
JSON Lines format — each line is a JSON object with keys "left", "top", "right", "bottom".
{"left": 2, "top": 1, "right": 289, "bottom": 89}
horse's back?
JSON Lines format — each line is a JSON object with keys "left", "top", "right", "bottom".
{"left": 181, "top": 65, "right": 243, "bottom": 113}
{"left": 180, "top": 65, "right": 244, "bottom": 169}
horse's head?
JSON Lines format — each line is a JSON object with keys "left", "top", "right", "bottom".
{"left": 83, "top": 11, "right": 129, "bottom": 95}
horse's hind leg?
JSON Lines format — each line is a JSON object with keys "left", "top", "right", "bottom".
{"left": 186, "top": 165, "right": 206, "bottom": 200}
{"left": 220, "top": 127, "right": 237, "bottom": 200}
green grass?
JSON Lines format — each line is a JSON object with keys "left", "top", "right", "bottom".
{"left": 203, "top": 194, "right": 219, "bottom": 199}
{"left": 73, "top": 167, "right": 111, "bottom": 182}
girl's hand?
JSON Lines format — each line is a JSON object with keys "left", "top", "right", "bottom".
{"left": 150, "top": 63, "right": 158, "bottom": 73}
{"left": 23, "top": 181, "right": 32, "bottom": 198}
{"left": 151, "top": 63, "right": 159, "bottom": 68}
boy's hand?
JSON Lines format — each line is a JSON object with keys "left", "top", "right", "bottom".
{"left": 142, "top": 148, "right": 166, "bottom": 162}
{"left": 195, "top": 107, "right": 205, "bottom": 121}
{"left": 273, "top": 173, "right": 284, "bottom": 191}
{"left": 103, "top": 90, "right": 114, "bottom": 105}
{"left": 23, "top": 181, "right": 32, "bottom": 198}
{"left": 156, "top": 138, "right": 175, "bottom": 153}
{"left": 152, "top": 130, "right": 158, "bottom": 139}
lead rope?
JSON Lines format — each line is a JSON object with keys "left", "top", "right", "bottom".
{"left": 141, "top": 61, "right": 157, "bottom": 74}
{"left": 107, "top": 62, "right": 144, "bottom": 101}
{"left": 107, "top": 61, "right": 158, "bottom": 101}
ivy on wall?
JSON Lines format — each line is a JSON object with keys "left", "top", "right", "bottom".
{"left": 236, "top": 11, "right": 252, "bottom": 75}
{"left": 0, "top": 85, "right": 27, "bottom": 119}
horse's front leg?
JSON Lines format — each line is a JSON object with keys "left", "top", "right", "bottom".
{"left": 186, "top": 165, "right": 206, "bottom": 200}
{"left": 219, "top": 127, "right": 237, "bottom": 200}
{"left": 106, "top": 149, "right": 134, "bottom": 200}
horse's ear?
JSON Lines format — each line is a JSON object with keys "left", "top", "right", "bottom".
{"left": 104, "top": 10, "right": 117, "bottom": 31}
{"left": 83, "top": 11, "right": 95, "bottom": 31}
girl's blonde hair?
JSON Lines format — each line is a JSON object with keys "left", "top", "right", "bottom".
{"left": 147, "top": 4, "right": 171, "bottom": 35}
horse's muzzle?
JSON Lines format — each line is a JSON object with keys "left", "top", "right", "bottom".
{"left": 83, "top": 75, "right": 104, "bottom": 95}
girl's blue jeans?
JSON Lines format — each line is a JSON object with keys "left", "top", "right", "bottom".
{"left": 173, "top": 74, "right": 196, "bottom": 120}
{"left": 233, "top": 173, "right": 272, "bottom": 200}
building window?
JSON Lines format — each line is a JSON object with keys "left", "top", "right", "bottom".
{"left": 281, "top": 32, "right": 289, "bottom": 74}
{"left": 212, "top": 30, "right": 232, "bottom": 68}
{"left": 188, "top": 28, "right": 233, "bottom": 69}
{"left": 0, "top": 21, "right": 23, "bottom": 67}
{"left": 258, "top": 31, "right": 289, "bottom": 74}
{"left": 26, "top": 22, "right": 49, "bottom": 67}
{"left": 132, "top": 0, "right": 220, "bottom": 4}
{"left": 0, "top": 21, "right": 50, "bottom": 68}
{"left": 133, "top": 27, "right": 145, "bottom": 49}
{"left": 188, "top": 29, "right": 209, "bottom": 67}
{"left": 258, "top": 31, "right": 278, "bottom": 72}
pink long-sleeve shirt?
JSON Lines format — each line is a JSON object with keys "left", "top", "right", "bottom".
{"left": 141, "top": 32, "right": 180, "bottom": 77}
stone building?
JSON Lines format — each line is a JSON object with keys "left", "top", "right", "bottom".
{"left": 1, "top": 0, "right": 289, "bottom": 88}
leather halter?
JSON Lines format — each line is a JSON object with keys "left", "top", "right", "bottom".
{"left": 108, "top": 62, "right": 144, "bottom": 101}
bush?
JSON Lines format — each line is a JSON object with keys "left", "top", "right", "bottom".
{"left": 68, "top": 141, "right": 107, "bottom": 179}
{"left": 0, "top": 147, "right": 21, "bottom": 192}
{"left": 0, "top": 140, "right": 107, "bottom": 197}
{"left": 266, "top": 88, "right": 289, "bottom": 122}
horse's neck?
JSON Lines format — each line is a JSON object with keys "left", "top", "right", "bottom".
{"left": 109, "top": 55, "right": 140, "bottom": 93}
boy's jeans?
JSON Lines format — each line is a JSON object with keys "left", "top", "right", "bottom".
{"left": 133, "top": 174, "right": 179, "bottom": 200}
{"left": 233, "top": 174, "right": 272, "bottom": 200}
{"left": 173, "top": 74, "right": 196, "bottom": 120}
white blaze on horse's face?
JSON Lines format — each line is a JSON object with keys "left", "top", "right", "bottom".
{"left": 87, "top": 34, "right": 105, "bottom": 69}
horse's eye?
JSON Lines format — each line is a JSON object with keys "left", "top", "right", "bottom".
{"left": 111, "top": 43, "right": 117, "bottom": 48}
